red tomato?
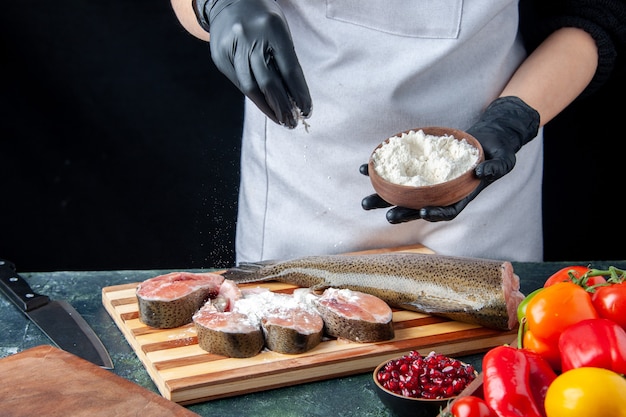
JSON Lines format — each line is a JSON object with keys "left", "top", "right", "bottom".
{"left": 544, "top": 266, "right": 606, "bottom": 288}
{"left": 592, "top": 282, "right": 626, "bottom": 331}
{"left": 451, "top": 396, "right": 497, "bottom": 417}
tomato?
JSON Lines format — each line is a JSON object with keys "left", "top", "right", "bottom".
{"left": 543, "top": 265, "right": 606, "bottom": 288}
{"left": 525, "top": 282, "right": 598, "bottom": 342}
{"left": 545, "top": 367, "right": 626, "bottom": 417}
{"left": 450, "top": 396, "right": 497, "bottom": 417}
{"left": 592, "top": 281, "right": 626, "bottom": 331}
{"left": 523, "top": 282, "right": 598, "bottom": 370}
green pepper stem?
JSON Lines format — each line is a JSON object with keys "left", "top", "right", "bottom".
{"left": 518, "top": 316, "right": 526, "bottom": 349}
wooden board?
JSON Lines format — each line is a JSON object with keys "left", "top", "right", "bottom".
{"left": 0, "top": 345, "right": 199, "bottom": 417}
{"left": 102, "top": 245, "right": 517, "bottom": 405}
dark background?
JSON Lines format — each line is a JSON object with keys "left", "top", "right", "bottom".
{"left": 1, "top": 1, "right": 624, "bottom": 272}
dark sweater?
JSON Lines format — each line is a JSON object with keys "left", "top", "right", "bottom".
{"left": 520, "top": 0, "right": 626, "bottom": 98}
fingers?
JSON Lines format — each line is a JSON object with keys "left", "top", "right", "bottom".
{"left": 385, "top": 207, "right": 422, "bottom": 223}
{"left": 419, "top": 180, "right": 488, "bottom": 221}
{"left": 361, "top": 194, "right": 392, "bottom": 210}
{"left": 276, "top": 58, "right": 312, "bottom": 119}
{"left": 250, "top": 49, "right": 300, "bottom": 128}
{"left": 475, "top": 156, "right": 516, "bottom": 183}
{"left": 247, "top": 28, "right": 311, "bottom": 128}
{"left": 359, "top": 164, "right": 369, "bottom": 176}
{"left": 361, "top": 193, "right": 423, "bottom": 224}
{"left": 364, "top": 179, "right": 490, "bottom": 223}
{"left": 211, "top": 42, "right": 282, "bottom": 125}
{"left": 418, "top": 204, "right": 464, "bottom": 222}
{"left": 218, "top": 37, "right": 310, "bottom": 128}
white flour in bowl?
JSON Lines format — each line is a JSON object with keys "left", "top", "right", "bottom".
{"left": 372, "top": 130, "right": 480, "bottom": 186}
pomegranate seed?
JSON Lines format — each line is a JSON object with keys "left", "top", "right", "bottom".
{"left": 376, "top": 351, "right": 476, "bottom": 399}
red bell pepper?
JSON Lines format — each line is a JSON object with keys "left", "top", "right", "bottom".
{"left": 524, "top": 348, "right": 558, "bottom": 416}
{"left": 483, "top": 345, "right": 557, "bottom": 417}
{"left": 559, "top": 317, "right": 626, "bottom": 374}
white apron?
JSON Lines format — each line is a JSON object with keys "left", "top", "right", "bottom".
{"left": 234, "top": 0, "right": 544, "bottom": 263}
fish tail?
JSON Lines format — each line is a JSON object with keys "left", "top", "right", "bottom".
{"left": 221, "top": 261, "right": 276, "bottom": 283}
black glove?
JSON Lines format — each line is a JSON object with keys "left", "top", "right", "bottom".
{"left": 193, "top": 0, "right": 312, "bottom": 128}
{"left": 361, "top": 96, "right": 540, "bottom": 223}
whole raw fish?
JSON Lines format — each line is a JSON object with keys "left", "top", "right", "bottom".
{"left": 221, "top": 253, "right": 524, "bottom": 330}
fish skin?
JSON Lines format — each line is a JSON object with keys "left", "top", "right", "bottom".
{"left": 193, "top": 305, "right": 265, "bottom": 358}
{"left": 138, "top": 292, "right": 208, "bottom": 329}
{"left": 261, "top": 307, "right": 324, "bottom": 354}
{"left": 313, "top": 288, "right": 395, "bottom": 343}
{"left": 197, "top": 324, "right": 265, "bottom": 358}
{"left": 221, "top": 253, "right": 523, "bottom": 331}
{"left": 136, "top": 272, "right": 226, "bottom": 329}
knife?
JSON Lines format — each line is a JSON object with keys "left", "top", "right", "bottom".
{"left": 0, "top": 258, "right": 114, "bottom": 369}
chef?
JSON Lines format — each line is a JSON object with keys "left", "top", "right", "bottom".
{"left": 171, "top": 0, "right": 622, "bottom": 263}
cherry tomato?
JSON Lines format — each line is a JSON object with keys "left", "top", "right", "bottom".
{"left": 543, "top": 265, "right": 606, "bottom": 288}
{"left": 545, "top": 367, "right": 626, "bottom": 417}
{"left": 450, "top": 396, "right": 497, "bottom": 417}
{"left": 592, "top": 281, "right": 626, "bottom": 331}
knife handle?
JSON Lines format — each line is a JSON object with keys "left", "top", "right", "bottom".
{"left": 0, "top": 259, "right": 50, "bottom": 311}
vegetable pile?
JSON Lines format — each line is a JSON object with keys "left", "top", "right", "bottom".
{"left": 445, "top": 264, "right": 626, "bottom": 417}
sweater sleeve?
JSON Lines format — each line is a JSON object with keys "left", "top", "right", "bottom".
{"left": 519, "top": 0, "right": 626, "bottom": 98}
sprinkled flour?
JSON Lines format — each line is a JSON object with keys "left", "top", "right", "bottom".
{"left": 372, "top": 129, "right": 479, "bottom": 186}
{"left": 233, "top": 288, "right": 316, "bottom": 326}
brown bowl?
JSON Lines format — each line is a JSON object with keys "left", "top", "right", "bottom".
{"left": 372, "top": 352, "right": 478, "bottom": 417}
{"left": 368, "top": 126, "right": 484, "bottom": 210}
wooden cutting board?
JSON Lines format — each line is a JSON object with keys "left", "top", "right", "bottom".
{"left": 0, "top": 345, "right": 199, "bottom": 417}
{"left": 102, "top": 245, "right": 517, "bottom": 405}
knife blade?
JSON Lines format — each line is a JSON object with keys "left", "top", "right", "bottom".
{"left": 0, "top": 258, "right": 114, "bottom": 369}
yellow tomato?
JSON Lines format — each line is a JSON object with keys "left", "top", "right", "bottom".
{"left": 545, "top": 367, "right": 626, "bottom": 417}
